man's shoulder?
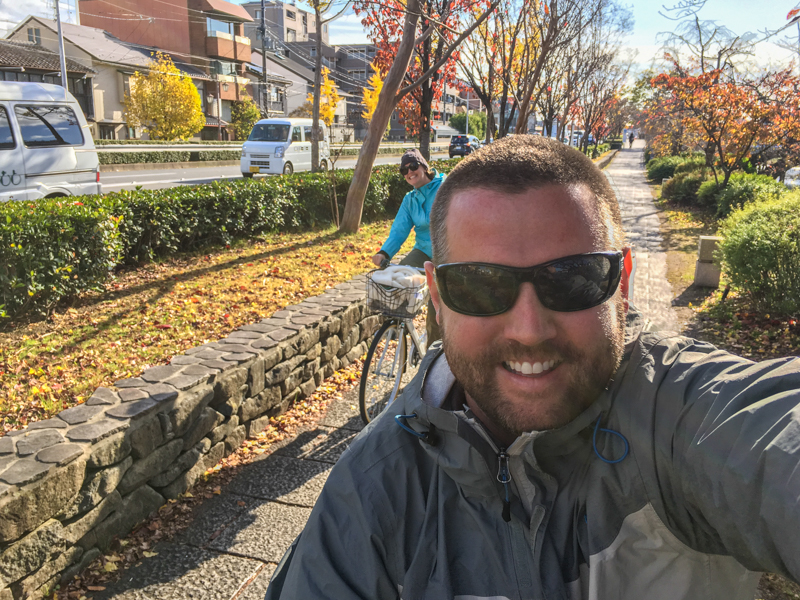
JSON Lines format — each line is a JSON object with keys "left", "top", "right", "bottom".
{"left": 338, "top": 409, "right": 433, "bottom": 478}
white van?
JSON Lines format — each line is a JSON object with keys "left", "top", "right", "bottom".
{"left": 241, "top": 118, "right": 330, "bottom": 177}
{"left": 0, "top": 82, "right": 100, "bottom": 201}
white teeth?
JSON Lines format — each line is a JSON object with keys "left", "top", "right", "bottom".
{"left": 505, "top": 360, "right": 557, "bottom": 375}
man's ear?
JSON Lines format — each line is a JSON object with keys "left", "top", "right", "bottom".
{"left": 424, "top": 261, "right": 441, "bottom": 323}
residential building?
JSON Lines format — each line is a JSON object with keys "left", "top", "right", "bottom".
{"left": 246, "top": 48, "right": 352, "bottom": 142}
{"left": 0, "top": 38, "right": 95, "bottom": 120}
{"left": 240, "top": 1, "right": 329, "bottom": 48}
{"left": 5, "top": 16, "right": 215, "bottom": 140}
{"left": 78, "top": 0, "right": 253, "bottom": 139}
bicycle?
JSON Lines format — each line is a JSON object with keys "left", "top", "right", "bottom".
{"left": 359, "top": 263, "right": 429, "bottom": 425}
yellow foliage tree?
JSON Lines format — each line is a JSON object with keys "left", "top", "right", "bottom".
{"left": 306, "top": 67, "right": 340, "bottom": 127}
{"left": 361, "top": 63, "right": 383, "bottom": 122}
{"left": 124, "top": 52, "right": 205, "bottom": 141}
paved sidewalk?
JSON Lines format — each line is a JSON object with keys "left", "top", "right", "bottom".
{"left": 605, "top": 141, "right": 678, "bottom": 332}
{"left": 96, "top": 142, "right": 676, "bottom": 600}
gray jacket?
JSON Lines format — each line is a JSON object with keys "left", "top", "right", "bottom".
{"left": 266, "top": 313, "right": 800, "bottom": 599}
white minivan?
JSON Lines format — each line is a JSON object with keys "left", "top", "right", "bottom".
{"left": 241, "top": 118, "right": 330, "bottom": 177}
{"left": 0, "top": 82, "right": 101, "bottom": 201}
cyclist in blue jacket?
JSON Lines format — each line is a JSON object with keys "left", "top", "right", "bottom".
{"left": 371, "top": 148, "right": 445, "bottom": 343}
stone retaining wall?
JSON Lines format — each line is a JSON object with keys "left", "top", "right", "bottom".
{"left": 0, "top": 275, "right": 379, "bottom": 599}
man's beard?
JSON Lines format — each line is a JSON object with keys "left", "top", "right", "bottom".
{"left": 440, "top": 300, "right": 626, "bottom": 437}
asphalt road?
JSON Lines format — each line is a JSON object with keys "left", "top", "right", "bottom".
{"left": 100, "top": 152, "right": 451, "bottom": 193}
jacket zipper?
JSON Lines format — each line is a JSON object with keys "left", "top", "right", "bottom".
{"left": 497, "top": 448, "right": 512, "bottom": 522}
{"left": 464, "top": 414, "right": 515, "bottom": 523}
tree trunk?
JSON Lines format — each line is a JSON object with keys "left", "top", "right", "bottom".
{"left": 311, "top": 6, "right": 323, "bottom": 173}
{"left": 419, "top": 83, "right": 434, "bottom": 161}
{"left": 339, "top": 0, "right": 421, "bottom": 233}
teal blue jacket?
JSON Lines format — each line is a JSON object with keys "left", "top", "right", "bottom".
{"left": 380, "top": 171, "right": 445, "bottom": 259}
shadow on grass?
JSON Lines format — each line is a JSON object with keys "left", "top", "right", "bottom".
{"left": 1, "top": 229, "right": 347, "bottom": 342}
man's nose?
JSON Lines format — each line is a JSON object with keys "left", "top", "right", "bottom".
{"left": 501, "top": 282, "right": 557, "bottom": 345}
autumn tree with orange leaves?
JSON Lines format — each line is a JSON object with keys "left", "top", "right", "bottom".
{"left": 354, "top": 0, "right": 488, "bottom": 157}
{"left": 338, "top": 0, "right": 499, "bottom": 233}
{"left": 651, "top": 65, "right": 800, "bottom": 187}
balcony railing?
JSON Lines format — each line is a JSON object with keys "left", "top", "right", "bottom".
{"left": 207, "top": 30, "right": 233, "bottom": 40}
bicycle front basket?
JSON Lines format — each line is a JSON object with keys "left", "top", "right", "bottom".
{"left": 366, "top": 270, "right": 428, "bottom": 319}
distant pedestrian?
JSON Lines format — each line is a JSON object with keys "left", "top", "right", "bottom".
{"left": 628, "top": 132, "right": 635, "bottom": 148}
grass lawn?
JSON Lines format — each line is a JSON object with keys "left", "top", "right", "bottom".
{"left": 0, "top": 219, "right": 409, "bottom": 435}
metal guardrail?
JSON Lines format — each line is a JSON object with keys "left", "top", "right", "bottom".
{"left": 98, "top": 142, "right": 451, "bottom": 153}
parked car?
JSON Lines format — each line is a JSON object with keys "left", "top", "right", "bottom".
{"left": 785, "top": 166, "right": 800, "bottom": 189}
{"left": 241, "top": 117, "right": 330, "bottom": 177}
{"left": 449, "top": 134, "right": 482, "bottom": 158}
{"left": 0, "top": 81, "right": 101, "bottom": 201}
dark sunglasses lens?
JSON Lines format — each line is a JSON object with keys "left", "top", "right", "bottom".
{"left": 400, "top": 162, "right": 419, "bottom": 175}
{"left": 439, "top": 264, "right": 518, "bottom": 315}
{"left": 534, "top": 255, "right": 616, "bottom": 311}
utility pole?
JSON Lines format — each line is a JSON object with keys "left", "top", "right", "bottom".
{"left": 260, "top": 0, "right": 268, "bottom": 116}
{"left": 54, "top": 0, "right": 68, "bottom": 90}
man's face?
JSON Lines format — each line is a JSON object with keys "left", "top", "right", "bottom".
{"left": 426, "top": 184, "right": 625, "bottom": 441}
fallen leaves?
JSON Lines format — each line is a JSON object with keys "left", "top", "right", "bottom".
{"left": 1, "top": 222, "right": 407, "bottom": 435}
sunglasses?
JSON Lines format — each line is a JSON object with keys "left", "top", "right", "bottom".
{"left": 400, "top": 162, "right": 421, "bottom": 176}
{"left": 435, "top": 251, "right": 623, "bottom": 316}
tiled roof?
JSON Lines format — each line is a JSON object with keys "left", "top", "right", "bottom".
{"left": 0, "top": 40, "right": 94, "bottom": 74}
{"left": 17, "top": 18, "right": 210, "bottom": 80}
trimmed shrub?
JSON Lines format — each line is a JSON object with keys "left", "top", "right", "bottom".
{"left": 646, "top": 153, "right": 705, "bottom": 181}
{"left": 696, "top": 179, "right": 723, "bottom": 207}
{"left": 718, "top": 191, "right": 800, "bottom": 316}
{"left": 647, "top": 156, "right": 684, "bottom": 181}
{"left": 661, "top": 169, "right": 710, "bottom": 204}
{"left": 0, "top": 198, "right": 122, "bottom": 316}
{"left": 673, "top": 155, "right": 706, "bottom": 176}
{"left": 0, "top": 159, "right": 460, "bottom": 318}
{"left": 715, "top": 172, "right": 787, "bottom": 218}
{"left": 98, "top": 150, "right": 241, "bottom": 165}
{"left": 95, "top": 139, "right": 240, "bottom": 146}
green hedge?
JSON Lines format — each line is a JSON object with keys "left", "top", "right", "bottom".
{"left": 98, "top": 150, "right": 242, "bottom": 165}
{"left": 718, "top": 191, "right": 800, "bottom": 316}
{"left": 715, "top": 173, "right": 787, "bottom": 218}
{"left": 95, "top": 139, "right": 241, "bottom": 146}
{"left": 0, "top": 159, "right": 460, "bottom": 318}
{"left": 661, "top": 169, "right": 711, "bottom": 204}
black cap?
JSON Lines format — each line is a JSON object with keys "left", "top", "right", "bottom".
{"left": 400, "top": 148, "right": 429, "bottom": 172}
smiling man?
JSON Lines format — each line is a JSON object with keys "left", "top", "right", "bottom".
{"left": 266, "top": 136, "right": 800, "bottom": 600}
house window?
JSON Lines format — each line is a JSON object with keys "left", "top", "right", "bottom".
{"left": 99, "top": 124, "right": 116, "bottom": 140}
{"left": 286, "top": 10, "right": 296, "bottom": 20}
{"left": 211, "top": 61, "right": 237, "bottom": 75}
{"left": 348, "top": 69, "right": 366, "bottom": 80}
{"left": 255, "top": 10, "right": 261, "bottom": 18}
{"left": 302, "top": 14, "right": 307, "bottom": 34}
{"left": 287, "top": 28, "right": 296, "bottom": 41}
{"left": 27, "top": 28, "right": 41, "bottom": 44}
{"left": 323, "top": 24, "right": 327, "bottom": 33}
{"left": 207, "top": 18, "right": 234, "bottom": 37}
{"left": 310, "top": 48, "right": 316, "bottom": 57}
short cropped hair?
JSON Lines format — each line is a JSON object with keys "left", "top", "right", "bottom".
{"left": 430, "top": 135, "right": 624, "bottom": 263}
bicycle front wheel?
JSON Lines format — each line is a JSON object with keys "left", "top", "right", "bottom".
{"left": 359, "top": 320, "right": 407, "bottom": 425}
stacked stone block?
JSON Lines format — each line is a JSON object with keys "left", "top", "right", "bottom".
{"left": 0, "top": 275, "right": 378, "bottom": 599}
